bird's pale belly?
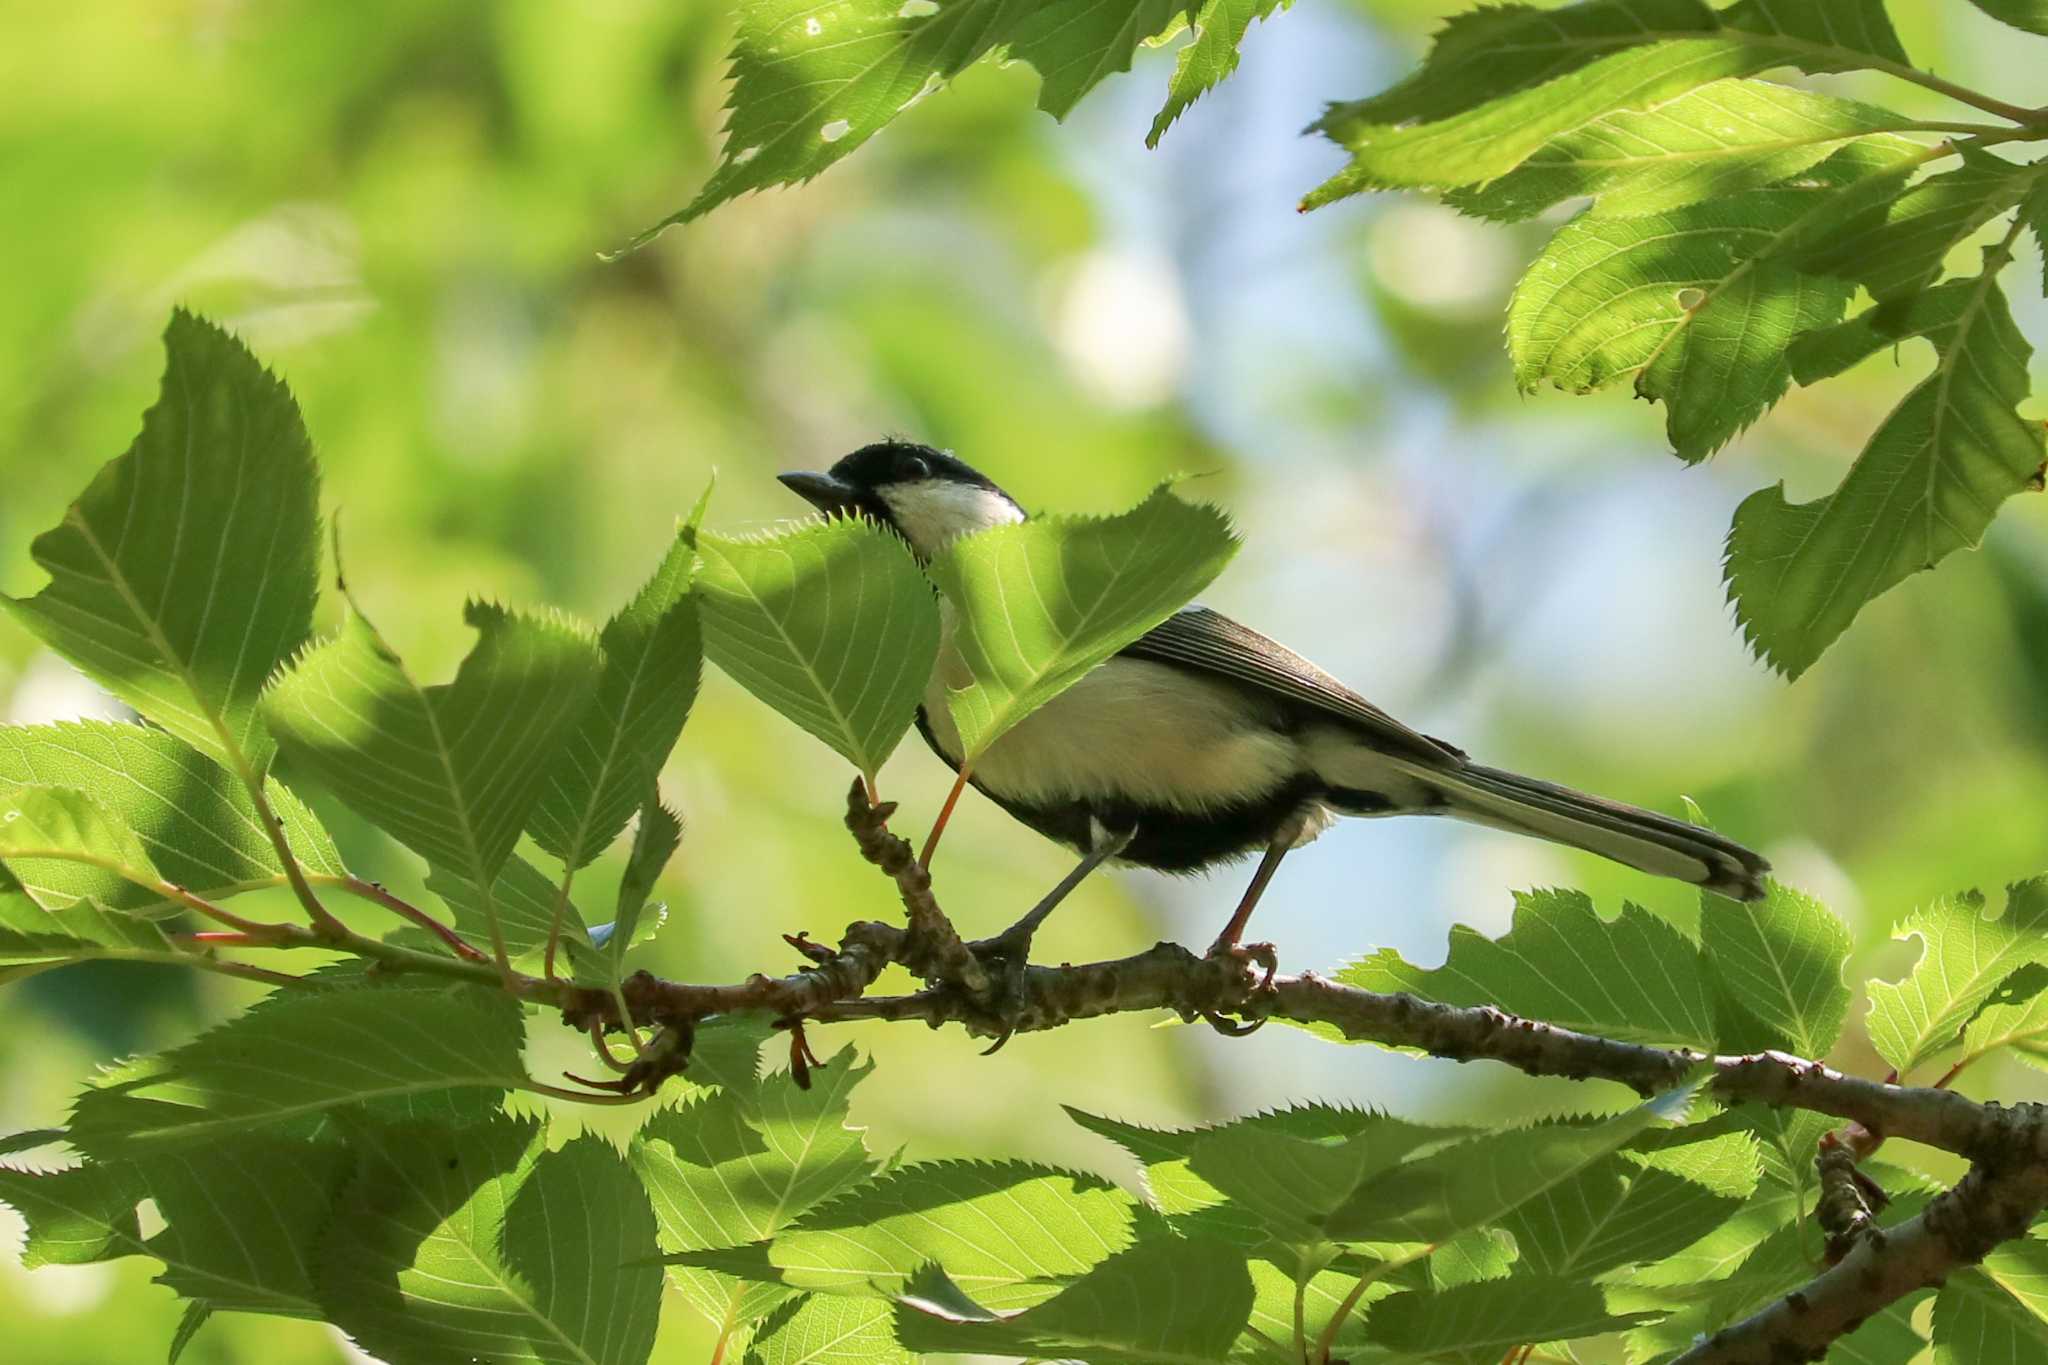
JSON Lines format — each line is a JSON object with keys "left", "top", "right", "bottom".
{"left": 915, "top": 656, "right": 1338, "bottom": 871}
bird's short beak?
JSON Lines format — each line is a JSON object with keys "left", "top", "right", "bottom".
{"left": 777, "top": 470, "right": 860, "bottom": 516}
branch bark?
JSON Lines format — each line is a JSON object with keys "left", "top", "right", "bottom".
{"left": 162, "top": 781, "right": 2048, "bottom": 1364}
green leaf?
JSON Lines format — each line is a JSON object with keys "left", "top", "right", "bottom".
{"left": 1967, "top": 0, "right": 2048, "bottom": 38}
{"left": 929, "top": 483, "right": 1239, "bottom": 761}
{"left": 1238, "top": 1256, "right": 1395, "bottom": 1365}
{"left": 1932, "top": 1238, "right": 2048, "bottom": 1365}
{"left": 0, "top": 784, "right": 166, "bottom": 906}
{"left": 137, "top": 1135, "right": 351, "bottom": 1318}
{"left": 1326, "top": 1085, "right": 1696, "bottom": 1243}
{"left": 263, "top": 600, "right": 602, "bottom": 903}
{"left": 0, "top": 1139, "right": 349, "bottom": 1322}
{"left": 1700, "top": 879, "right": 1851, "bottom": 1056}
{"left": 633, "top": 1046, "right": 876, "bottom": 1256}
{"left": 1146, "top": 0, "right": 1291, "bottom": 147}
{"left": 2025, "top": 180, "right": 2048, "bottom": 294}
{"left": 528, "top": 519, "right": 701, "bottom": 870}
{"left": 697, "top": 517, "right": 938, "bottom": 782}
{"left": 1799, "top": 152, "right": 2048, "bottom": 300}
{"left": 319, "top": 1121, "right": 662, "bottom": 1365}
{"left": 603, "top": 797, "right": 679, "bottom": 970}
{"left": 1308, "top": 0, "right": 1908, "bottom": 203}
{"left": 892, "top": 1235, "right": 1254, "bottom": 1364}
{"left": 1365, "top": 1278, "right": 1653, "bottom": 1361}
{"left": 0, "top": 1158, "right": 146, "bottom": 1267}
{"left": 1728, "top": 269, "right": 2046, "bottom": 678}
{"left": 425, "top": 854, "right": 595, "bottom": 976}
{"left": 1, "top": 310, "right": 319, "bottom": 780}
{"left": 1450, "top": 80, "right": 1919, "bottom": 223}
{"left": 650, "top": 0, "right": 1197, "bottom": 240}
{"left": 1068, "top": 1102, "right": 1434, "bottom": 1218}
{"left": 1935, "top": 1273, "right": 2048, "bottom": 1362}
{"left": 0, "top": 889, "right": 173, "bottom": 973}
{"left": 1959, "top": 965, "right": 2048, "bottom": 1071}
{"left": 1500, "top": 1130, "right": 1758, "bottom": 1280}
{"left": 1183, "top": 1113, "right": 1452, "bottom": 1246}
{"left": 751, "top": 1295, "right": 905, "bottom": 1365}
{"left": 1508, "top": 139, "right": 1917, "bottom": 462}
{"left": 1865, "top": 879, "right": 2048, "bottom": 1077}
{"left": 69, "top": 981, "right": 529, "bottom": 1154}
{"left": 0, "top": 720, "right": 341, "bottom": 911}
{"left": 769, "top": 1161, "right": 1136, "bottom": 1307}
{"left": 1338, "top": 887, "right": 1715, "bottom": 1049}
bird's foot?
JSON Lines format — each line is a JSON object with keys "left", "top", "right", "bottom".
{"left": 1196, "top": 938, "right": 1278, "bottom": 1037}
{"left": 962, "top": 924, "right": 1037, "bottom": 1055}
{"left": 1206, "top": 937, "right": 1280, "bottom": 990}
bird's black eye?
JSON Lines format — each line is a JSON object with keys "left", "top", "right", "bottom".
{"left": 900, "top": 454, "right": 931, "bottom": 481}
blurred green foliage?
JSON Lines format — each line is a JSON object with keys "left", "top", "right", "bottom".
{"left": 1, "top": 1, "right": 2045, "bottom": 1359}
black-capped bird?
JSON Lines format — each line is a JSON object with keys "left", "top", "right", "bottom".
{"left": 780, "top": 441, "right": 1768, "bottom": 963}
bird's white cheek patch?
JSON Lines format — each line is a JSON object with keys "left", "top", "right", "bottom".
{"left": 879, "top": 481, "right": 1024, "bottom": 556}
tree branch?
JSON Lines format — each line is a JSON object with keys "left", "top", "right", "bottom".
{"left": 105, "top": 780, "right": 2048, "bottom": 1362}
{"left": 1675, "top": 1133, "right": 2048, "bottom": 1364}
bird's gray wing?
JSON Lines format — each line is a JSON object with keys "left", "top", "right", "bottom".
{"left": 1121, "top": 607, "right": 1466, "bottom": 769}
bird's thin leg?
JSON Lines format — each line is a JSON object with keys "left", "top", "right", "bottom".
{"left": 979, "top": 823, "right": 1136, "bottom": 964}
{"left": 1210, "top": 840, "right": 1290, "bottom": 957}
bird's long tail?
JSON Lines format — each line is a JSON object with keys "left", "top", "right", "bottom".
{"left": 1424, "top": 763, "right": 1770, "bottom": 901}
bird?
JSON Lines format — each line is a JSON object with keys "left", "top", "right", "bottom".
{"left": 778, "top": 440, "right": 1769, "bottom": 968}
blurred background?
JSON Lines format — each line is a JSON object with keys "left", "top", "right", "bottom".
{"left": 2, "top": 1, "right": 2044, "bottom": 1359}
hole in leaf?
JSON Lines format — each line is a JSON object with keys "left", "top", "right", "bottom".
{"left": 1675, "top": 287, "right": 1707, "bottom": 312}
{"left": 821, "top": 119, "right": 852, "bottom": 143}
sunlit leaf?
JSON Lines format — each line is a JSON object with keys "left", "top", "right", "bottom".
{"left": 1959, "top": 965, "right": 2048, "bottom": 1072}
{"left": 2026, "top": 180, "right": 2048, "bottom": 292}
{"left": 649, "top": 0, "right": 1204, "bottom": 241}
{"left": 1365, "top": 1277, "right": 1653, "bottom": 1361}
{"left": 1326, "top": 1086, "right": 1695, "bottom": 1243}
{"left": 892, "top": 1235, "right": 1254, "bottom": 1364}
{"left": 769, "top": 1161, "right": 1136, "bottom": 1308}
{"left": 68, "top": 981, "right": 529, "bottom": 1155}
{"left": 930, "top": 483, "right": 1238, "bottom": 761}
{"left": 752, "top": 1294, "right": 905, "bottom": 1365}
{"left": 319, "top": 1121, "right": 662, "bottom": 1365}
{"left": 1308, "top": 0, "right": 1908, "bottom": 203}
{"left": 1508, "top": 139, "right": 1917, "bottom": 463}
{"left": 1933, "top": 1238, "right": 2048, "bottom": 1365}
{"left": 1339, "top": 887, "right": 1715, "bottom": 1049}
{"left": 697, "top": 517, "right": 938, "bottom": 781}
{"left": 0, "top": 784, "right": 165, "bottom": 906}
{"left": 0, "top": 889, "right": 172, "bottom": 972}
{"left": 426, "top": 854, "right": 598, "bottom": 975}
{"left": 603, "top": 797, "right": 679, "bottom": 973}
{"left": 1451, "top": 80, "right": 1918, "bottom": 223}
{"left": 1799, "top": 151, "right": 2047, "bottom": 300}
{"left": 0, "top": 1158, "right": 146, "bottom": 1268}
{"left": 1966, "top": 0, "right": 2048, "bottom": 38}
{"left": 1700, "top": 880, "right": 1851, "bottom": 1057}
{"left": 1067, "top": 1102, "right": 1429, "bottom": 1218}
{"left": 632, "top": 1047, "right": 875, "bottom": 1255}
{"left": 1865, "top": 879, "right": 2048, "bottom": 1077}
{"left": 0, "top": 720, "right": 340, "bottom": 911}
{"left": 1, "top": 310, "right": 319, "bottom": 780}
{"left": 1147, "top": 0, "right": 1291, "bottom": 147}
{"left": 1183, "top": 1113, "right": 1454, "bottom": 1246}
{"left": 262, "top": 599, "right": 602, "bottom": 933}
{"left": 1500, "top": 1131, "right": 1757, "bottom": 1280}
{"left": 1729, "top": 270, "right": 2046, "bottom": 678}
{"left": 528, "top": 510, "right": 702, "bottom": 871}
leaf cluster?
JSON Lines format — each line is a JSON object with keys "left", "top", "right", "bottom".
{"left": 669, "top": 0, "right": 2048, "bottom": 679}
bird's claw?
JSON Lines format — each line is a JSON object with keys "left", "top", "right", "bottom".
{"left": 1206, "top": 937, "right": 1280, "bottom": 990}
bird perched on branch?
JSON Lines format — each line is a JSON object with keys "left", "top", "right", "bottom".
{"left": 779, "top": 440, "right": 1769, "bottom": 964}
